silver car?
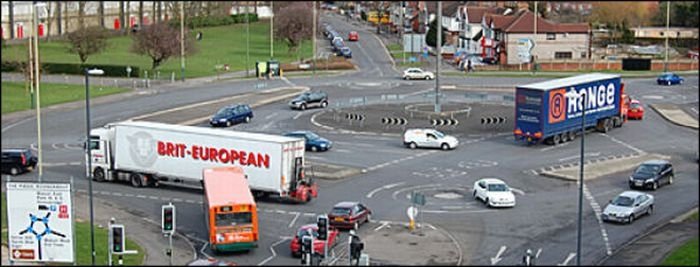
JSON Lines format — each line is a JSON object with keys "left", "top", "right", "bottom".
{"left": 602, "top": 191, "right": 654, "bottom": 224}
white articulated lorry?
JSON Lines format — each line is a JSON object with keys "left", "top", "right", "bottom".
{"left": 87, "top": 120, "right": 317, "bottom": 202}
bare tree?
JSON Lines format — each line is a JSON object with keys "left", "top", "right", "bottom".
{"left": 139, "top": 1, "right": 144, "bottom": 26}
{"left": 274, "top": 2, "right": 315, "bottom": 55}
{"left": 56, "top": 1, "right": 62, "bottom": 35}
{"left": 130, "top": 22, "right": 197, "bottom": 69}
{"left": 99, "top": 2, "right": 105, "bottom": 27}
{"left": 119, "top": 1, "right": 126, "bottom": 31}
{"left": 66, "top": 26, "right": 110, "bottom": 63}
{"left": 78, "top": 1, "right": 86, "bottom": 29}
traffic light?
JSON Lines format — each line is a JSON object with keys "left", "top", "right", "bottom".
{"left": 317, "top": 215, "right": 328, "bottom": 241}
{"left": 110, "top": 224, "right": 125, "bottom": 253}
{"left": 162, "top": 204, "right": 176, "bottom": 234}
{"left": 301, "top": 235, "right": 313, "bottom": 265}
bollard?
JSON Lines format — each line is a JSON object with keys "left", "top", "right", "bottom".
{"left": 114, "top": 79, "right": 119, "bottom": 88}
{"left": 133, "top": 80, "right": 137, "bottom": 89}
{"left": 171, "top": 72, "right": 175, "bottom": 83}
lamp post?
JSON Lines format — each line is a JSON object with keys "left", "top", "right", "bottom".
{"left": 33, "top": 2, "right": 47, "bottom": 181}
{"left": 435, "top": 1, "right": 442, "bottom": 113}
{"left": 565, "top": 89, "right": 586, "bottom": 266}
{"left": 85, "top": 68, "right": 104, "bottom": 266}
{"left": 664, "top": 1, "right": 670, "bottom": 72}
{"left": 246, "top": 5, "right": 250, "bottom": 77}
{"left": 270, "top": 1, "right": 274, "bottom": 59}
{"left": 180, "top": 1, "right": 185, "bottom": 81}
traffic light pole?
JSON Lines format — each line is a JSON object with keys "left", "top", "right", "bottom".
{"left": 168, "top": 233, "right": 173, "bottom": 266}
{"left": 108, "top": 218, "right": 114, "bottom": 266}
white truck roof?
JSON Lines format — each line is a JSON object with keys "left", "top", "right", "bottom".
{"left": 112, "top": 120, "right": 301, "bottom": 143}
{"left": 518, "top": 73, "right": 620, "bottom": 91}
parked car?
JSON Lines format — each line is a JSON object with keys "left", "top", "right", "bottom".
{"left": 288, "top": 91, "right": 328, "bottom": 110}
{"left": 627, "top": 99, "right": 645, "bottom": 120}
{"left": 289, "top": 224, "right": 339, "bottom": 257}
{"left": 629, "top": 160, "right": 674, "bottom": 190}
{"left": 602, "top": 191, "right": 654, "bottom": 224}
{"left": 328, "top": 201, "right": 371, "bottom": 230}
{"left": 348, "top": 31, "right": 359, "bottom": 41}
{"left": 283, "top": 131, "right": 332, "bottom": 152}
{"left": 657, "top": 73, "right": 684, "bottom": 85}
{"left": 403, "top": 129, "right": 458, "bottom": 150}
{"left": 209, "top": 104, "right": 253, "bottom": 127}
{"left": 402, "top": 68, "right": 434, "bottom": 80}
{"left": 339, "top": 47, "right": 352, "bottom": 58}
{"left": 472, "top": 178, "right": 516, "bottom": 208}
{"left": 1, "top": 148, "right": 38, "bottom": 176}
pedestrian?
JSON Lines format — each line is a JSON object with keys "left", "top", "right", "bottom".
{"left": 467, "top": 59, "right": 474, "bottom": 73}
{"left": 522, "top": 249, "right": 535, "bottom": 266}
{"left": 196, "top": 31, "right": 203, "bottom": 41}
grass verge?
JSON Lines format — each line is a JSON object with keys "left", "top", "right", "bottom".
{"left": 1, "top": 192, "right": 144, "bottom": 265}
{"left": 1, "top": 21, "right": 312, "bottom": 79}
{"left": 661, "top": 210, "right": 699, "bottom": 266}
{"left": 2, "top": 82, "right": 129, "bottom": 114}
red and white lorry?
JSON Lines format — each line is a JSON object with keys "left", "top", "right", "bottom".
{"left": 87, "top": 120, "right": 318, "bottom": 202}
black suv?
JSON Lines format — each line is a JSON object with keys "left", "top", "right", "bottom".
{"left": 288, "top": 91, "right": 328, "bottom": 110}
{"left": 629, "top": 159, "right": 674, "bottom": 190}
{"left": 1, "top": 148, "right": 38, "bottom": 176}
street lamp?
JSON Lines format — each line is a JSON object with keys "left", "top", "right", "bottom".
{"left": 33, "top": 2, "right": 47, "bottom": 181}
{"left": 84, "top": 67, "right": 104, "bottom": 266}
{"left": 565, "top": 89, "right": 586, "bottom": 266}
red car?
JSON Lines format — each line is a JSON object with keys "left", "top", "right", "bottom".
{"left": 348, "top": 31, "right": 359, "bottom": 41}
{"left": 328, "top": 201, "right": 371, "bottom": 230}
{"left": 289, "top": 224, "right": 339, "bottom": 257}
{"left": 627, "top": 99, "right": 644, "bottom": 120}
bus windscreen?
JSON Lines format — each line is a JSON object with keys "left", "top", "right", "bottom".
{"left": 215, "top": 212, "right": 252, "bottom": 227}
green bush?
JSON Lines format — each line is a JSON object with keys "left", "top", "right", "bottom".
{"left": 40, "top": 62, "right": 140, "bottom": 77}
{"left": 1, "top": 61, "right": 26, "bottom": 72}
{"left": 173, "top": 14, "right": 259, "bottom": 29}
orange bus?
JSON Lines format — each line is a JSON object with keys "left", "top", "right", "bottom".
{"left": 203, "top": 166, "right": 259, "bottom": 252}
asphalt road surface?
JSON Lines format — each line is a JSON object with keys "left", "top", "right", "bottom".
{"left": 2, "top": 11, "right": 698, "bottom": 266}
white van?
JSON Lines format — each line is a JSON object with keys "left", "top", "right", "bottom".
{"left": 403, "top": 129, "right": 459, "bottom": 150}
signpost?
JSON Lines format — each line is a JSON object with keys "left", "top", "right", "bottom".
{"left": 6, "top": 182, "right": 74, "bottom": 263}
{"left": 409, "top": 191, "right": 426, "bottom": 233}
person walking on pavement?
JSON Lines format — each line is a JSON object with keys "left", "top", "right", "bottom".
{"left": 349, "top": 230, "right": 363, "bottom": 266}
{"left": 523, "top": 249, "right": 535, "bottom": 266}
{"left": 467, "top": 59, "right": 474, "bottom": 73}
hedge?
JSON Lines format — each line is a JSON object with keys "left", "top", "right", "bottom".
{"left": 168, "top": 14, "right": 259, "bottom": 29}
{"left": 1, "top": 61, "right": 140, "bottom": 78}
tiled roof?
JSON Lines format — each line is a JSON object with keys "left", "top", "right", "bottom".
{"left": 504, "top": 10, "right": 589, "bottom": 33}
{"left": 426, "top": 1, "right": 465, "bottom": 16}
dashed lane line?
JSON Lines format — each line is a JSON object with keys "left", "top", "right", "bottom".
{"left": 288, "top": 212, "right": 301, "bottom": 228}
{"left": 583, "top": 184, "right": 613, "bottom": 256}
{"left": 364, "top": 150, "right": 437, "bottom": 172}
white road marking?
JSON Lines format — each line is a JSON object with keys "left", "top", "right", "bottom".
{"left": 366, "top": 182, "right": 406, "bottom": 198}
{"left": 691, "top": 107, "right": 698, "bottom": 114}
{"left": 288, "top": 212, "right": 301, "bottom": 228}
{"left": 148, "top": 196, "right": 159, "bottom": 200}
{"left": 275, "top": 210, "right": 287, "bottom": 214}
{"left": 510, "top": 187, "right": 525, "bottom": 196}
{"left": 490, "top": 246, "right": 507, "bottom": 265}
{"left": 281, "top": 76, "right": 296, "bottom": 87}
{"left": 373, "top": 221, "right": 390, "bottom": 231}
{"left": 583, "top": 184, "right": 613, "bottom": 256}
{"left": 303, "top": 213, "right": 316, "bottom": 217}
{"left": 264, "top": 112, "right": 279, "bottom": 121}
{"left": 557, "top": 253, "right": 576, "bottom": 266}
{"left": 257, "top": 237, "right": 292, "bottom": 266}
{"left": 536, "top": 248, "right": 542, "bottom": 259}
{"left": 293, "top": 112, "right": 305, "bottom": 120}
{"left": 200, "top": 242, "right": 214, "bottom": 260}
{"left": 558, "top": 152, "right": 601, "bottom": 162}
{"left": 334, "top": 149, "right": 352, "bottom": 153}
{"left": 600, "top": 133, "right": 645, "bottom": 154}
{"left": 1, "top": 117, "right": 34, "bottom": 133}
{"left": 539, "top": 142, "right": 572, "bottom": 151}
{"left": 391, "top": 184, "right": 442, "bottom": 200}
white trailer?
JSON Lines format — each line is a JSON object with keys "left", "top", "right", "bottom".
{"left": 87, "top": 121, "right": 317, "bottom": 202}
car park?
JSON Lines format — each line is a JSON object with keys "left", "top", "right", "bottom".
{"left": 403, "top": 129, "right": 458, "bottom": 150}
{"left": 472, "top": 178, "right": 516, "bottom": 208}
{"left": 289, "top": 223, "right": 339, "bottom": 257}
{"left": 629, "top": 160, "right": 674, "bottom": 190}
{"left": 627, "top": 99, "right": 644, "bottom": 120}
{"left": 402, "top": 68, "right": 434, "bottom": 80}
{"left": 1, "top": 148, "right": 38, "bottom": 176}
{"left": 348, "top": 31, "right": 359, "bottom": 41}
{"left": 339, "top": 47, "right": 352, "bottom": 58}
{"left": 283, "top": 131, "right": 332, "bottom": 152}
{"left": 657, "top": 72, "right": 684, "bottom": 85}
{"left": 209, "top": 104, "right": 253, "bottom": 127}
{"left": 602, "top": 191, "right": 654, "bottom": 224}
{"left": 328, "top": 202, "right": 371, "bottom": 230}
{"left": 288, "top": 91, "right": 328, "bottom": 110}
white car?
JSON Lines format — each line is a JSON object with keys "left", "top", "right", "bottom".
{"left": 472, "top": 178, "right": 516, "bottom": 208}
{"left": 403, "top": 68, "right": 435, "bottom": 80}
{"left": 602, "top": 191, "right": 654, "bottom": 224}
{"left": 403, "top": 129, "right": 458, "bottom": 150}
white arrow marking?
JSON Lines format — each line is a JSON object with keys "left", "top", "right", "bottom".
{"left": 557, "top": 253, "right": 576, "bottom": 266}
{"left": 490, "top": 246, "right": 506, "bottom": 265}
{"left": 366, "top": 182, "right": 405, "bottom": 198}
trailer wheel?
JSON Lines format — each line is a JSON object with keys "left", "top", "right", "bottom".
{"left": 94, "top": 168, "right": 106, "bottom": 182}
{"left": 552, "top": 134, "right": 561, "bottom": 145}
{"left": 568, "top": 131, "right": 576, "bottom": 141}
{"left": 560, "top": 133, "right": 569, "bottom": 143}
{"left": 130, "top": 173, "right": 144, "bottom": 187}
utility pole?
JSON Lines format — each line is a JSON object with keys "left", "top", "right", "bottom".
{"left": 271, "top": 1, "right": 274, "bottom": 59}
{"left": 246, "top": 4, "right": 250, "bottom": 77}
{"left": 664, "top": 1, "right": 670, "bottom": 72}
{"left": 435, "top": 1, "right": 441, "bottom": 113}
{"left": 33, "top": 2, "right": 43, "bottom": 181}
{"left": 401, "top": 1, "right": 405, "bottom": 63}
{"left": 313, "top": 1, "right": 316, "bottom": 77}
{"left": 180, "top": 1, "right": 185, "bottom": 81}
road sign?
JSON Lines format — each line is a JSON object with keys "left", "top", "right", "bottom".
{"left": 6, "top": 182, "right": 74, "bottom": 263}
{"left": 411, "top": 192, "right": 426, "bottom": 206}
{"left": 407, "top": 206, "right": 418, "bottom": 220}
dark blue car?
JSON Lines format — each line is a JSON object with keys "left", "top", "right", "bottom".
{"left": 209, "top": 104, "right": 253, "bottom": 127}
{"left": 339, "top": 47, "right": 352, "bottom": 58}
{"left": 657, "top": 73, "right": 684, "bottom": 85}
{"left": 283, "top": 131, "right": 332, "bottom": 152}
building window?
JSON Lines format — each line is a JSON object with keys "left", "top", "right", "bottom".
{"left": 546, "top": 33, "right": 556, "bottom": 40}
{"left": 555, "top": 52, "right": 573, "bottom": 59}
{"left": 580, "top": 52, "right": 586, "bottom": 58}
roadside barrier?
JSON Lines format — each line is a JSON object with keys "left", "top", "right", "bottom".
{"left": 480, "top": 117, "right": 507, "bottom": 125}
{"left": 381, "top": 117, "right": 408, "bottom": 125}
{"left": 431, "top": 118, "right": 459, "bottom": 126}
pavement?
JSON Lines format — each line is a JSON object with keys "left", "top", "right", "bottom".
{"left": 599, "top": 207, "right": 699, "bottom": 266}
{"left": 1, "top": 189, "right": 196, "bottom": 266}
{"left": 540, "top": 153, "right": 671, "bottom": 182}
{"left": 650, "top": 103, "right": 699, "bottom": 129}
